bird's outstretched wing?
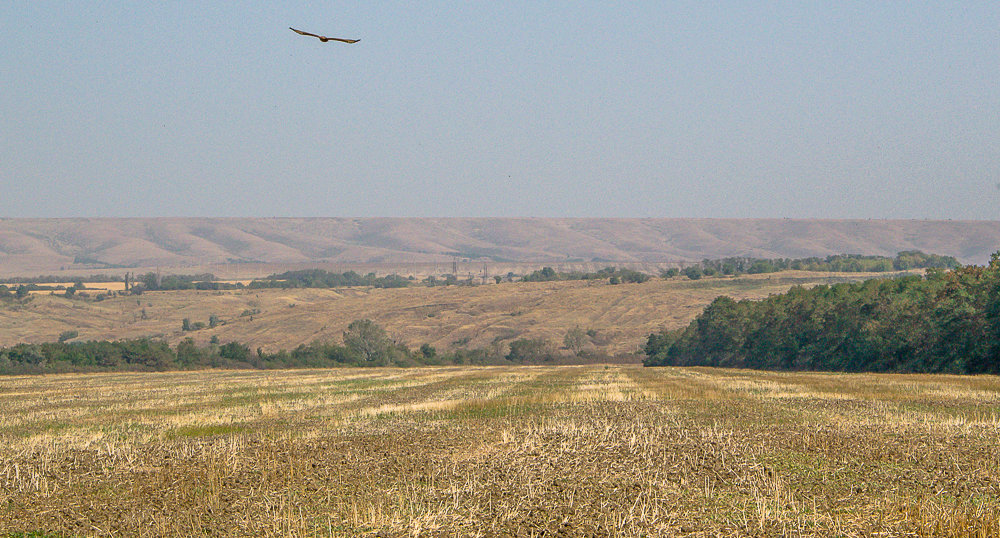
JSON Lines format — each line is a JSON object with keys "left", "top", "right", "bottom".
{"left": 290, "top": 27, "right": 318, "bottom": 38}
{"left": 290, "top": 27, "right": 359, "bottom": 44}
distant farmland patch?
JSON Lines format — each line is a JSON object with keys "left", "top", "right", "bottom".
{"left": 0, "top": 271, "right": 896, "bottom": 356}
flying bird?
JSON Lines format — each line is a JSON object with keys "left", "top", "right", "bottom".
{"left": 290, "top": 27, "right": 359, "bottom": 43}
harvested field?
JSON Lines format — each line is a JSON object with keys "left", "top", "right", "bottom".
{"left": 1, "top": 365, "right": 998, "bottom": 536}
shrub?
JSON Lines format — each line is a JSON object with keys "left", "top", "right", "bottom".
{"left": 57, "top": 330, "right": 79, "bottom": 343}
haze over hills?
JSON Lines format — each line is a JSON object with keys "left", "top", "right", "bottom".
{"left": 1, "top": 218, "right": 998, "bottom": 277}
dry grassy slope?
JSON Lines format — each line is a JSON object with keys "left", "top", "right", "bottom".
{"left": 1, "top": 217, "right": 997, "bottom": 276}
{"left": 0, "top": 272, "right": 877, "bottom": 354}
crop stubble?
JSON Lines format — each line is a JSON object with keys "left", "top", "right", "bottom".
{"left": 1, "top": 366, "right": 998, "bottom": 536}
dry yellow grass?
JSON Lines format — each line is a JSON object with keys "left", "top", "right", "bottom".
{"left": 1, "top": 365, "right": 998, "bottom": 536}
{"left": 0, "top": 272, "right": 882, "bottom": 354}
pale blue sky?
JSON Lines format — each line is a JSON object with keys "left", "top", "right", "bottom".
{"left": 1, "top": 2, "right": 998, "bottom": 218}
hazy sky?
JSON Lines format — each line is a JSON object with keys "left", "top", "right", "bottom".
{"left": 2, "top": 2, "right": 998, "bottom": 219}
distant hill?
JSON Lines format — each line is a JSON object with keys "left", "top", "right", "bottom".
{"left": 1, "top": 218, "right": 998, "bottom": 276}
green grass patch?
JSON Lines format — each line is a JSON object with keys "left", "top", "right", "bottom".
{"left": 439, "top": 398, "right": 538, "bottom": 420}
{"left": 166, "top": 423, "right": 247, "bottom": 439}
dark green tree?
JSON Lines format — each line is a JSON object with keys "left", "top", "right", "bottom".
{"left": 343, "top": 319, "right": 393, "bottom": 365}
{"left": 563, "top": 327, "right": 588, "bottom": 355}
{"left": 175, "top": 338, "right": 205, "bottom": 368}
{"left": 219, "top": 341, "right": 251, "bottom": 363}
{"left": 683, "top": 266, "right": 703, "bottom": 280}
{"left": 506, "top": 338, "right": 553, "bottom": 363}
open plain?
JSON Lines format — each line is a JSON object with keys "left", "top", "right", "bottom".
{"left": 1, "top": 365, "right": 998, "bottom": 536}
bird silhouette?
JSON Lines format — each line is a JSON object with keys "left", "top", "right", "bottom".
{"left": 290, "top": 27, "right": 359, "bottom": 43}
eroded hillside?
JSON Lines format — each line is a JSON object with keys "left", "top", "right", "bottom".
{"left": 1, "top": 218, "right": 997, "bottom": 276}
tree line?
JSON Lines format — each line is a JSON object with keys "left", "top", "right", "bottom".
{"left": 137, "top": 273, "right": 241, "bottom": 291}
{"left": 0, "top": 274, "right": 121, "bottom": 284}
{"left": 659, "top": 251, "right": 957, "bottom": 281}
{"left": 247, "top": 269, "right": 410, "bottom": 289}
{"left": 521, "top": 266, "right": 651, "bottom": 284}
{"left": 644, "top": 254, "right": 1000, "bottom": 374}
{"left": 517, "top": 251, "right": 956, "bottom": 284}
{"left": 0, "top": 319, "right": 627, "bottom": 375}
{"left": 689, "top": 251, "right": 958, "bottom": 278}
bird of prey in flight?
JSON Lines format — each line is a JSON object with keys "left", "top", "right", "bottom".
{"left": 290, "top": 27, "right": 360, "bottom": 43}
